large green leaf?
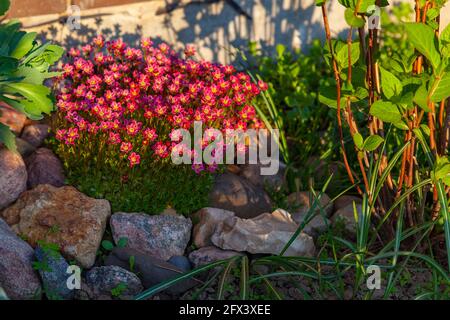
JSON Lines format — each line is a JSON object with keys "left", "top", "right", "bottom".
{"left": 0, "top": 0, "right": 10, "bottom": 16}
{"left": 405, "top": 23, "right": 441, "bottom": 71}
{"left": 363, "top": 135, "right": 384, "bottom": 151}
{"left": 10, "top": 32, "right": 36, "bottom": 59}
{"left": 370, "top": 100, "right": 408, "bottom": 129}
{"left": 0, "top": 122, "right": 16, "bottom": 152}
{"left": 345, "top": 8, "right": 365, "bottom": 28}
{"left": 336, "top": 42, "right": 360, "bottom": 69}
{"left": 3, "top": 83, "right": 53, "bottom": 118}
{"left": 379, "top": 66, "right": 403, "bottom": 99}
{"left": 429, "top": 68, "right": 450, "bottom": 102}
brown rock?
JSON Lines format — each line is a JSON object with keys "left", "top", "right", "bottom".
{"left": 239, "top": 161, "right": 286, "bottom": 191}
{"left": 192, "top": 207, "right": 235, "bottom": 248}
{"left": 21, "top": 124, "right": 50, "bottom": 147}
{"left": 292, "top": 212, "right": 330, "bottom": 237}
{"left": 25, "top": 148, "right": 65, "bottom": 188}
{"left": 211, "top": 209, "right": 315, "bottom": 257}
{"left": 209, "top": 173, "right": 272, "bottom": 219}
{"left": 334, "top": 195, "right": 362, "bottom": 212}
{"left": 0, "top": 148, "right": 27, "bottom": 210}
{"left": 0, "top": 103, "right": 26, "bottom": 134}
{"left": 287, "top": 191, "right": 333, "bottom": 217}
{"left": 1, "top": 184, "right": 111, "bottom": 268}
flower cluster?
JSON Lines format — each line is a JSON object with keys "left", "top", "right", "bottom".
{"left": 54, "top": 36, "right": 267, "bottom": 172}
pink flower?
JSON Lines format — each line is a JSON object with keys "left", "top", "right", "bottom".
{"left": 120, "top": 142, "right": 133, "bottom": 154}
{"left": 184, "top": 44, "right": 196, "bottom": 57}
{"left": 128, "top": 152, "right": 141, "bottom": 167}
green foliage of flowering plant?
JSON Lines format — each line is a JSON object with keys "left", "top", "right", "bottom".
{"left": 52, "top": 37, "right": 267, "bottom": 214}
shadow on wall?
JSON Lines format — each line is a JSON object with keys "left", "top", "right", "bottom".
{"left": 161, "top": 0, "right": 327, "bottom": 63}
{"left": 35, "top": 0, "right": 332, "bottom": 64}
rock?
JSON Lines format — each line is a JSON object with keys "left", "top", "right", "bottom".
{"left": 0, "top": 287, "right": 8, "bottom": 300}
{"left": 287, "top": 191, "right": 333, "bottom": 218}
{"left": 104, "top": 248, "right": 199, "bottom": 295}
{"left": 0, "top": 103, "right": 26, "bottom": 134}
{"left": 20, "top": 124, "right": 50, "bottom": 147}
{"left": 334, "top": 195, "right": 362, "bottom": 212}
{"left": 0, "top": 148, "right": 27, "bottom": 210}
{"left": 0, "top": 218, "right": 41, "bottom": 300}
{"left": 292, "top": 212, "right": 330, "bottom": 237}
{"left": 25, "top": 148, "right": 65, "bottom": 188}
{"left": 1, "top": 184, "right": 111, "bottom": 268}
{"left": 188, "top": 246, "right": 243, "bottom": 268}
{"left": 168, "top": 256, "right": 191, "bottom": 272}
{"left": 239, "top": 161, "right": 286, "bottom": 191}
{"left": 331, "top": 203, "right": 362, "bottom": 233}
{"left": 15, "top": 137, "right": 36, "bottom": 158}
{"left": 192, "top": 207, "right": 235, "bottom": 248}
{"left": 110, "top": 213, "right": 192, "bottom": 261}
{"left": 83, "top": 266, "right": 143, "bottom": 300}
{"left": 211, "top": 209, "right": 315, "bottom": 257}
{"left": 161, "top": 207, "right": 178, "bottom": 216}
{"left": 209, "top": 173, "right": 272, "bottom": 219}
{"left": 34, "top": 246, "right": 74, "bottom": 300}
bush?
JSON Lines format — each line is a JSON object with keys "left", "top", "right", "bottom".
{"left": 52, "top": 37, "right": 267, "bottom": 214}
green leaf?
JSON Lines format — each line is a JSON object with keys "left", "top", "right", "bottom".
{"left": 433, "top": 157, "right": 450, "bottom": 186}
{"left": 379, "top": 66, "right": 403, "bottom": 99}
{"left": 0, "top": 0, "right": 10, "bottom": 16}
{"left": 318, "top": 83, "right": 337, "bottom": 108}
{"left": 353, "top": 132, "right": 364, "bottom": 149}
{"left": 10, "top": 32, "right": 36, "bottom": 59}
{"left": 370, "top": 100, "right": 408, "bottom": 129}
{"left": 101, "top": 240, "right": 114, "bottom": 251}
{"left": 336, "top": 42, "right": 360, "bottom": 69}
{"left": 413, "top": 82, "right": 431, "bottom": 111}
{"left": 441, "top": 23, "right": 450, "bottom": 44}
{"left": 0, "top": 122, "right": 17, "bottom": 152}
{"left": 315, "top": 0, "right": 326, "bottom": 6}
{"left": 363, "top": 135, "right": 384, "bottom": 151}
{"left": 404, "top": 23, "right": 441, "bottom": 70}
{"left": 3, "top": 83, "right": 54, "bottom": 118}
{"left": 345, "top": 8, "right": 365, "bottom": 28}
{"left": 117, "top": 237, "right": 128, "bottom": 248}
{"left": 429, "top": 69, "right": 450, "bottom": 102}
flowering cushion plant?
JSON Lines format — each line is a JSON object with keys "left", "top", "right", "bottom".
{"left": 51, "top": 36, "right": 267, "bottom": 214}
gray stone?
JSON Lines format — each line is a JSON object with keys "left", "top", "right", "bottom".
{"left": 192, "top": 207, "right": 235, "bottom": 248}
{"left": 292, "top": 212, "right": 330, "bottom": 237}
{"left": 83, "top": 265, "right": 143, "bottom": 300}
{"left": 209, "top": 173, "right": 272, "bottom": 219}
{"left": 0, "top": 148, "right": 27, "bottom": 210}
{"left": 168, "top": 256, "right": 191, "bottom": 272}
{"left": 211, "top": 209, "right": 315, "bottom": 257}
{"left": 188, "top": 246, "right": 244, "bottom": 268}
{"left": 110, "top": 213, "right": 192, "bottom": 261}
{"left": 15, "top": 137, "right": 36, "bottom": 158}
{"left": 331, "top": 203, "right": 363, "bottom": 233}
{"left": 104, "top": 248, "right": 199, "bottom": 295}
{"left": 21, "top": 124, "right": 50, "bottom": 147}
{"left": 25, "top": 148, "right": 65, "bottom": 188}
{"left": 34, "top": 246, "right": 74, "bottom": 300}
{"left": 0, "top": 218, "right": 41, "bottom": 300}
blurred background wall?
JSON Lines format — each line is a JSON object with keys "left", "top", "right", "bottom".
{"left": 6, "top": 0, "right": 450, "bottom": 64}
